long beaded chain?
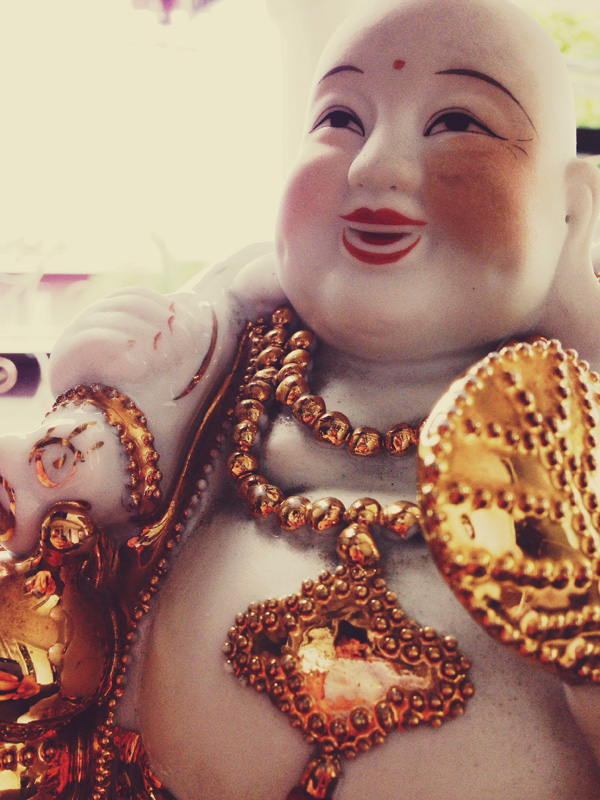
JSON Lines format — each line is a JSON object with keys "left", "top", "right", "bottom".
{"left": 226, "top": 306, "right": 423, "bottom": 537}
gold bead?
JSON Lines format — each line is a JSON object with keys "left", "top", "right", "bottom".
{"left": 255, "top": 346, "right": 285, "bottom": 370}
{"left": 242, "top": 379, "right": 273, "bottom": 403}
{"left": 275, "top": 362, "right": 306, "bottom": 384}
{"left": 385, "top": 423, "right": 417, "bottom": 456}
{"left": 237, "top": 472, "right": 268, "bottom": 501}
{"left": 231, "top": 421, "right": 260, "bottom": 450}
{"left": 313, "top": 412, "right": 352, "bottom": 446}
{"left": 246, "top": 483, "right": 285, "bottom": 518}
{"left": 276, "top": 374, "right": 310, "bottom": 406}
{"left": 380, "top": 501, "right": 422, "bottom": 537}
{"left": 283, "top": 349, "right": 312, "bottom": 368}
{"left": 346, "top": 498, "right": 381, "bottom": 526}
{"left": 254, "top": 366, "right": 279, "bottom": 385}
{"left": 337, "top": 523, "right": 380, "bottom": 566}
{"left": 348, "top": 427, "right": 382, "bottom": 456}
{"left": 292, "top": 394, "right": 326, "bottom": 426}
{"left": 288, "top": 330, "right": 315, "bottom": 351}
{"left": 227, "top": 451, "right": 258, "bottom": 479}
{"left": 20, "top": 747, "right": 36, "bottom": 767}
{"left": 235, "top": 398, "right": 267, "bottom": 426}
{"left": 309, "top": 497, "right": 345, "bottom": 530}
{"left": 271, "top": 306, "right": 294, "bottom": 327}
{"left": 261, "top": 328, "right": 288, "bottom": 348}
{"left": 299, "top": 754, "right": 342, "bottom": 796}
{"left": 277, "top": 495, "right": 311, "bottom": 530}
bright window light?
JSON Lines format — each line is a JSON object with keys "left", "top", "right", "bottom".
{"left": 0, "top": 0, "right": 283, "bottom": 274}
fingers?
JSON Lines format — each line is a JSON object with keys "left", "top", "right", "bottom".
{"left": 51, "top": 287, "right": 216, "bottom": 395}
{"left": 0, "top": 671, "right": 19, "bottom": 692}
{"left": 0, "top": 672, "right": 40, "bottom": 701}
{"left": 16, "top": 675, "right": 40, "bottom": 699}
{"left": 51, "top": 288, "right": 184, "bottom": 389}
{"left": 73, "top": 287, "right": 175, "bottom": 336}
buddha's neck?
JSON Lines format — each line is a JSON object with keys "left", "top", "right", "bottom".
{"left": 311, "top": 340, "right": 498, "bottom": 431}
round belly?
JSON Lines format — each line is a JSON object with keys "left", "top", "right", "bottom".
{"left": 136, "top": 491, "right": 600, "bottom": 800}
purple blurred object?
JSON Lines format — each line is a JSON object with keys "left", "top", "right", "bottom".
{"left": 132, "top": 0, "right": 221, "bottom": 24}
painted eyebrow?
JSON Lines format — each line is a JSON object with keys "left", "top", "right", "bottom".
{"left": 318, "top": 64, "right": 364, "bottom": 84}
{"left": 435, "top": 68, "right": 536, "bottom": 133}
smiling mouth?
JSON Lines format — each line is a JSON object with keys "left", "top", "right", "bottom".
{"left": 342, "top": 227, "right": 422, "bottom": 265}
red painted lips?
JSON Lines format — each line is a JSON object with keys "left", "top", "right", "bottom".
{"left": 340, "top": 207, "right": 427, "bottom": 265}
{"left": 340, "top": 208, "right": 427, "bottom": 226}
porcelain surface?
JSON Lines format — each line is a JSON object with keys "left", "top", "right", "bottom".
{"left": 1, "top": 0, "right": 600, "bottom": 797}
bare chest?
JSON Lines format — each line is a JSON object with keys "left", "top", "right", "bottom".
{"left": 126, "top": 421, "right": 600, "bottom": 799}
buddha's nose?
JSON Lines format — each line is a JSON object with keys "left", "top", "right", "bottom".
{"left": 348, "top": 128, "right": 419, "bottom": 194}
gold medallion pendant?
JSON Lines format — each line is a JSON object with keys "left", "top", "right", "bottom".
{"left": 419, "top": 338, "right": 600, "bottom": 683}
{"left": 224, "top": 524, "right": 473, "bottom": 799}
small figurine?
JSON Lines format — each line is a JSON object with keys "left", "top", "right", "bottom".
{"left": 0, "top": 0, "right": 599, "bottom": 797}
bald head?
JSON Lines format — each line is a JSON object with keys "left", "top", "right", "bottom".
{"left": 313, "top": 0, "right": 577, "bottom": 162}
{"left": 277, "top": 0, "right": 599, "bottom": 365}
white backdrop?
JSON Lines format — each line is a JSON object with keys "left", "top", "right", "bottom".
{"left": 0, "top": 0, "right": 283, "bottom": 272}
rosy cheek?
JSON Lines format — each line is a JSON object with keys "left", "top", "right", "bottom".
{"left": 424, "top": 143, "right": 531, "bottom": 265}
{"left": 278, "top": 152, "right": 346, "bottom": 243}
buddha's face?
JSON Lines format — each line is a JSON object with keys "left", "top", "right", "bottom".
{"left": 276, "top": 0, "right": 576, "bottom": 363}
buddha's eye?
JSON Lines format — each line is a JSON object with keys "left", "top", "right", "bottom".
{"left": 311, "top": 107, "right": 364, "bottom": 136}
{"left": 424, "top": 110, "right": 502, "bottom": 138}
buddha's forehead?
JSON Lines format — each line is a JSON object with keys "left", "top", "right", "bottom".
{"left": 315, "top": 0, "right": 575, "bottom": 154}
{"left": 323, "top": 0, "right": 539, "bottom": 78}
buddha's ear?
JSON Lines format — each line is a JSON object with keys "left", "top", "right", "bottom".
{"left": 564, "top": 156, "right": 600, "bottom": 258}
{"left": 538, "top": 157, "right": 600, "bottom": 366}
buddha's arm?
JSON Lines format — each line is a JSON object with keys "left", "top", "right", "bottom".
{"left": 0, "top": 249, "right": 284, "bottom": 558}
{"left": 0, "top": 286, "right": 231, "bottom": 557}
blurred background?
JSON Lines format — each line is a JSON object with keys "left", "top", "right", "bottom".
{"left": 0, "top": 0, "right": 598, "bottom": 420}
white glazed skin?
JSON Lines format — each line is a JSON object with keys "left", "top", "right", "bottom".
{"left": 137, "top": 357, "right": 600, "bottom": 800}
{"left": 0, "top": 0, "right": 600, "bottom": 797}
{"left": 137, "top": 2, "right": 600, "bottom": 797}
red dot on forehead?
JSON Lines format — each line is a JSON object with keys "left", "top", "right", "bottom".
{"left": 393, "top": 59, "right": 406, "bottom": 70}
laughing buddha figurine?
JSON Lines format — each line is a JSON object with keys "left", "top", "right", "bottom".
{"left": 1, "top": 0, "right": 600, "bottom": 798}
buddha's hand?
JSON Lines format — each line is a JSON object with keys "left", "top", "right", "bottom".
{"left": 0, "top": 405, "right": 130, "bottom": 557}
{"left": 50, "top": 287, "right": 218, "bottom": 400}
{"left": 419, "top": 337, "right": 600, "bottom": 685}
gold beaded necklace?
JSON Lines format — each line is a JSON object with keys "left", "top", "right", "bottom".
{"left": 235, "top": 305, "right": 425, "bottom": 457}
{"left": 226, "top": 305, "right": 424, "bottom": 535}
{"left": 223, "top": 307, "right": 473, "bottom": 800}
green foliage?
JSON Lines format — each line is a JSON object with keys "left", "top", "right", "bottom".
{"left": 526, "top": 9, "right": 600, "bottom": 59}
{"left": 524, "top": 8, "right": 600, "bottom": 128}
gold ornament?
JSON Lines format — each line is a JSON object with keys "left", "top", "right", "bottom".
{"left": 242, "top": 307, "right": 424, "bottom": 458}
{"left": 30, "top": 421, "right": 104, "bottom": 489}
{"left": 226, "top": 308, "right": 424, "bottom": 537}
{"left": 50, "top": 384, "right": 162, "bottom": 516}
{"left": 5, "top": 303, "right": 598, "bottom": 798}
{"left": 0, "top": 501, "right": 121, "bottom": 799}
{"left": 419, "top": 338, "right": 600, "bottom": 684}
{"left": 226, "top": 532, "right": 473, "bottom": 799}
{"left": 0, "top": 475, "right": 16, "bottom": 543}
{"left": 173, "top": 307, "right": 218, "bottom": 400}
{"left": 0, "top": 321, "right": 261, "bottom": 799}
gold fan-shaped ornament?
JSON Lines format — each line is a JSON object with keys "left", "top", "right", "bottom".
{"left": 419, "top": 338, "right": 600, "bottom": 684}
